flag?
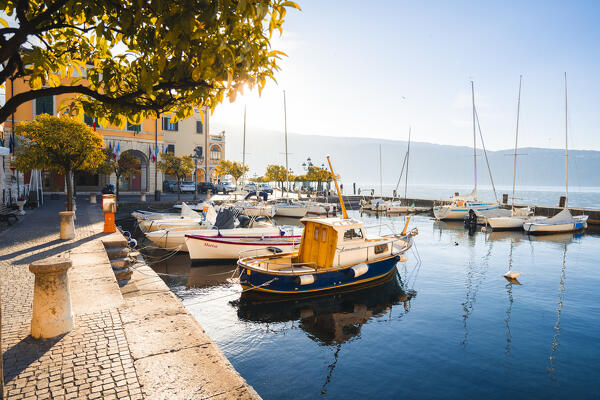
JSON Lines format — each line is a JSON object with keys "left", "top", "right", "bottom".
{"left": 109, "top": 142, "right": 116, "bottom": 159}
{"left": 148, "top": 145, "right": 152, "bottom": 162}
{"left": 9, "top": 134, "right": 14, "bottom": 153}
{"left": 153, "top": 145, "right": 158, "bottom": 163}
{"left": 92, "top": 118, "right": 97, "bottom": 131}
{"left": 116, "top": 143, "right": 121, "bottom": 160}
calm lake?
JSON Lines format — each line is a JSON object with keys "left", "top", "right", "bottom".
{"left": 146, "top": 211, "right": 600, "bottom": 399}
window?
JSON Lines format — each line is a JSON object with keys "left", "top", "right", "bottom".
{"left": 196, "top": 121, "right": 203, "bottom": 134}
{"left": 35, "top": 96, "right": 54, "bottom": 115}
{"left": 210, "top": 146, "right": 221, "bottom": 161}
{"left": 127, "top": 122, "right": 142, "bottom": 133}
{"left": 343, "top": 228, "right": 363, "bottom": 241}
{"left": 166, "top": 144, "right": 175, "bottom": 154}
{"left": 374, "top": 243, "right": 389, "bottom": 254}
{"left": 162, "top": 117, "right": 178, "bottom": 131}
{"left": 314, "top": 228, "right": 319, "bottom": 241}
{"left": 321, "top": 229, "right": 327, "bottom": 242}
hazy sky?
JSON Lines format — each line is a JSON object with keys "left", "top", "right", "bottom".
{"left": 211, "top": 0, "right": 600, "bottom": 152}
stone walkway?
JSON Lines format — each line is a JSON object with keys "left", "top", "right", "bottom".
{"left": 1, "top": 199, "right": 143, "bottom": 399}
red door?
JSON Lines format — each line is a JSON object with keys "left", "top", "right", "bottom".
{"left": 131, "top": 169, "right": 141, "bottom": 191}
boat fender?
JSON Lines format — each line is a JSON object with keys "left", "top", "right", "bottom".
{"left": 127, "top": 238, "right": 137, "bottom": 249}
{"left": 349, "top": 263, "right": 368, "bottom": 278}
{"left": 122, "top": 231, "right": 131, "bottom": 239}
{"left": 399, "top": 255, "right": 407, "bottom": 263}
{"left": 296, "top": 274, "right": 315, "bottom": 285}
{"left": 266, "top": 246, "right": 283, "bottom": 254}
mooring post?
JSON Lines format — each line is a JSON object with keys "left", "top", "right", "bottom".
{"left": 29, "top": 258, "right": 74, "bottom": 339}
{"left": 502, "top": 194, "right": 508, "bottom": 204}
{"left": 559, "top": 196, "right": 566, "bottom": 208}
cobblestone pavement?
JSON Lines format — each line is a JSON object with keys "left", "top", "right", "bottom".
{"left": 1, "top": 198, "right": 143, "bottom": 399}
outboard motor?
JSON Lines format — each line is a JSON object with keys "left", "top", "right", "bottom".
{"left": 214, "top": 208, "right": 236, "bottom": 229}
{"left": 237, "top": 215, "right": 250, "bottom": 228}
{"left": 465, "top": 209, "right": 478, "bottom": 226}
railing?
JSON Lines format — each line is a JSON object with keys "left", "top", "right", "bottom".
{"left": 336, "top": 229, "right": 416, "bottom": 265}
{"left": 238, "top": 248, "right": 314, "bottom": 273}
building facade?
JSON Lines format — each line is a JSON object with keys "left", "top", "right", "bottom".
{"left": 1, "top": 77, "right": 226, "bottom": 200}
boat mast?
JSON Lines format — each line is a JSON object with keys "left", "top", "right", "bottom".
{"left": 283, "top": 90, "right": 289, "bottom": 197}
{"left": 511, "top": 75, "right": 522, "bottom": 210}
{"left": 564, "top": 72, "right": 568, "bottom": 209}
{"left": 404, "top": 126, "right": 411, "bottom": 201}
{"left": 471, "top": 81, "right": 477, "bottom": 198}
{"left": 327, "top": 156, "right": 348, "bottom": 219}
{"left": 379, "top": 144, "right": 383, "bottom": 197}
{"left": 242, "top": 104, "right": 246, "bottom": 173}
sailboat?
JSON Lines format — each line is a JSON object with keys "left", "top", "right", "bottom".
{"left": 237, "top": 156, "right": 417, "bottom": 294}
{"left": 523, "top": 73, "right": 588, "bottom": 234}
{"left": 360, "top": 144, "right": 386, "bottom": 212}
{"left": 433, "top": 82, "right": 499, "bottom": 220}
{"left": 488, "top": 76, "right": 534, "bottom": 230}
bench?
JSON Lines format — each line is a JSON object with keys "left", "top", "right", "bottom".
{"left": 0, "top": 204, "right": 19, "bottom": 225}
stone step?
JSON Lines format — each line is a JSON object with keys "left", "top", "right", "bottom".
{"left": 113, "top": 267, "right": 133, "bottom": 281}
{"left": 102, "top": 235, "right": 129, "bottom": 249}
{"left": 111, "top": 258, "right": 131, "bottom": 269}
{"left": 105, "top": 247, "right": 130, "bottom": 260}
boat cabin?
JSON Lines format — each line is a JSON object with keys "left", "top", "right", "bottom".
{"left": 297, "top": 217, "right": 392, "bottom": 269}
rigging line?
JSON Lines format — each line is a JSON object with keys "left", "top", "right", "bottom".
{"left": 392, "top": 151, "right": 408, "bottom": 202}
{"left": 404, "top": 126, "right": 411, "bottom": 201}
{"left": 512, "top": 75, "right": 523, "bottom": 210}
{"left": 474, "top": 106, "right": 499, "bottom": 203}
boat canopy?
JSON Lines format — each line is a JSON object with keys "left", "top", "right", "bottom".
{"left": 452, "top": 189, "right": 477, "bottom": 202}
{"left": 297, "top": 218, "right": 365, "bottom": 269}
{"left": 545, "top": 209, "right": 574, "bottom": 224}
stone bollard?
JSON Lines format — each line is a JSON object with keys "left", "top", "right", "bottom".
{"left": 59, "top": 211, "right": 75, "bottom": 240}
{"left": 140, "top": 192, "right": 147, "bottom": 202}
{"left": 29, "top": 258, "right": 73, "bottom": 339}
{"left": 90, "top": 193, "right": 97, "bottom": 204}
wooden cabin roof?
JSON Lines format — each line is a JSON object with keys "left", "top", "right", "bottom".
{"left": 299, "top": 217, "right": 363, "bottom": 231}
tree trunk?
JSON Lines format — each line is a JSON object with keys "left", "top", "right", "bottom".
{"left": 65, "top": 169, "right": 73, "bottom": 211}
{"left": 177, "top": 178, "right": 181, "bottom": 201}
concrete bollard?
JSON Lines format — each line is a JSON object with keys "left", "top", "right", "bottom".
{"left": 29, "top": 257, "right": 73, "bottom": 339}
{"left": 90, "top": 193, "right": 97, "bottom": 204}
{"left": 59, "top": 211, "right": 75, "bottom": 240}
{"left": 140, "top": 192, "right": 147, "bottom": 202}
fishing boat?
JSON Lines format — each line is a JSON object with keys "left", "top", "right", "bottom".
{"left": 434, "top": 82, "right": 499, "bottom": 220}
{"left": 236, "top": 156, "right": 417, "bottom": 294}
{"left": 522, "top": 73, "right": 588, "bottom": 234}
{"left": 274, "top": 199, "right": 309, "bottom": 218}
{"left": 305, "top": 201, "right": 337, "bottom": 217}
{"left": 137, "top": 203, "right": 217, "bottom": 232}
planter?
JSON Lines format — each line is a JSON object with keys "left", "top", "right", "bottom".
{"left": 89, "top": 193, "right": 97, "bottom": 204}
{"left": 16, "top": 200, "right": 26, "bottom": 215}
{"left": 59, "top": 211, "right": 75, "bottom": 240}
{"left": 140, "top": 192, "right": 147, "bottom": 202}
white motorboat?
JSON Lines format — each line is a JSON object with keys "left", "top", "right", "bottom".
{"left": 386, "top": 202, "right": 431, "bottom": 213}
{"left": 523, "top": 209, "right": 588, "bottom": 234}
{"left": 185, "top": 231, "right": 301, "bottom": 263}
{"left": 274, "top": 200, "right": 309, "bottom": 218}
{"left": 474, "top": 208, "right": 513, "bottom": 225}
{"left": 360, "top": 198, "right": 386, "bottom": 212}
{"left": 138, "top": 203, "right": 217, "bottom": 233}
{"left": 239, "top": 202, "right": 276, "bottom": 217}
{"left": 305, "top": 202, "right": 337, "bottom": 217}
{"left": 487, "top": 207, "right": 533, "bottom": 230}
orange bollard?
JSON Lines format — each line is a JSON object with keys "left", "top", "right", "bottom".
{"left": 104, "top": 213, "right": 116, "bottom": 233}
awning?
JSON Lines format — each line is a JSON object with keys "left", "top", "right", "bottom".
{"left": 0, "top": 146, "right": 9, "bottom": 156}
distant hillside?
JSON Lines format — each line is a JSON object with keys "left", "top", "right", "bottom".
{"left": 213, "top": 124, "right": 600, "bottom": 188}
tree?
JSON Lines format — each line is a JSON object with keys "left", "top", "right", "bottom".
{"left": 157, "top": 153, "right": 194, "bottom": 201}
{"left": 96, "top": 148, "right": 140, "bottom": 201}
{"left": 214, "top": 160, "right": 249, "bottom": 190}
{"left": 306, "top": 166, "right": 334, "bottom": 191}
{"left": 13, "top": 114, "right": 104, "bottom": 210}
{"left": 264, "top": 164, "right": 287, "bottom": 189}
{"left": 0, "top": 0, "right": 300, "bottom": 126}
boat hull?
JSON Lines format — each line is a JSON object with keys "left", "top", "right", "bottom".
{"left": 185, "top": 235, "right": 300, "bottom": 264}
{"left": 274, "top": 206, "right": 308, "bottom": 218}
{"left": 238, "top": 255, "right": 401, "bottom": 294}
{"left": 487, "top": 216, "right": 528, "bottom": 230}
{"left": 523, "top": 218, "right": 587, "bottom": 234}
{"left": 433, "top": 203, "right": 499, "bottom": 220}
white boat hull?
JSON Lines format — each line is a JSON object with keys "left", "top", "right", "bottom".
{"left": 275, "top": 205, "right": 308, "bottom": 218}
{"left": 139, "top": 219, "right": 205, "bottom": 233}
{"left": 487, "top": 216, "right": 529, "bottom": 230}
{"left": 185, "top": 235, "right": 300, "bottom": 263}
{"left": 242, "top": 205, "right": 276, "bottom": 217}
{"left": 523, "top": 216, "right": 588, "bottom": 234}
{"left": 433, "top": 203, "right": 499, "bottom": 220}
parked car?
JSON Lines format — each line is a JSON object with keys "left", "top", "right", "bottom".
{"left": 197, "top": 182, "right": 216, "bottom": 193}
{"left": 243, "top": 183, "right": 258, "bottom": 192}
{"left": 179, "top": 181, "right": 196, "bottom": 192}
{"left": 215, "top": 181, "right": 235, "bottom": 193}
{"left": 162, "top": 180, "right": 177, "bottom": 192}
{"left": 258, "top": 183, "right": 273, "bottom": 194}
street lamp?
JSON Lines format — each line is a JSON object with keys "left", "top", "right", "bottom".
{"left": 191, "top": 146, "right": 203, "bottom": 201}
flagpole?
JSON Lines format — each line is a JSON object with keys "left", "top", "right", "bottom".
{"left": 154, "top": 118, "right": 159, "bottom": 200}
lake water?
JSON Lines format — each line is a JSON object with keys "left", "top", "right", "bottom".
{"left": 146, "top": 211, "right": 600, "bottom": 399}
{"left": 346, "top": 184, "right": 600, "bottom": 209}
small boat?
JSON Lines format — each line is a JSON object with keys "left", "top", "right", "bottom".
{"left": 523, "top": 209, "right": 588, "bottom": 234}
{"left": 236, "top": 156, "right": 418, "bottom": 294}
{"left": 360, "top": 198, "right": 386, "bottom": 212}
{"left": 274, "top": 199, "right": 309, "bottom": 218}
{"left": 522, "top": 73, "right": 587, "bottom": 234}
{"left": 138, "top": 203, "right": 217, "bottom": 233}
{"left": 237, "top": 202, "right": 276, "bottom": 217}
{"left": 305, "top": 201, "right": 337, "bottom": 217}
{"left": 487, "top": 207, "right": 533, "bottom": 230}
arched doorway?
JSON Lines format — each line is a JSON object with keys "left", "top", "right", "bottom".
{"left": 196, "top": 168, "right": 206, "bottom": 183}
{"left": 120, "top": 149, "right": 149, "bottom": 192}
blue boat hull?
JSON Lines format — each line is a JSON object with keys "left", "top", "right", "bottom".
{"left": 238, "top": 255, "right": 401, "bottom": 294}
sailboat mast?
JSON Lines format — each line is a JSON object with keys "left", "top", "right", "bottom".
{"left": 511, "top": 76, "right": 522, "bottom": 210}
{"left": 283, "top": 90, "right": 289, "bottom": 197}
{"left": 379, "top": 144, "right": 383, "bottom": 197}
{"left": 242, "top": 105, "right": 246, "bottom": 172}
{"left": 471, "top": 81, "right": 477, "bottom": 196}
{"left": 404, "top": 126, "right": 411, "bottom": 200}
{"left": 564, "top": 72, "right": 568, "bottom": 209}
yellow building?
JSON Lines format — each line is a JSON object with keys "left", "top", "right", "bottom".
{"left": 2, "top": 76, "right": 226, "bottom": 196}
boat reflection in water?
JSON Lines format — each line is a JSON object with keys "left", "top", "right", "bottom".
{"left": 233, "top": 271, "right": 415, "bottom": 345}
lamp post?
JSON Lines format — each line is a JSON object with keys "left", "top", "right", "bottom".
{"left": 192, "top": 146, "right": 203, "bottom": 202}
